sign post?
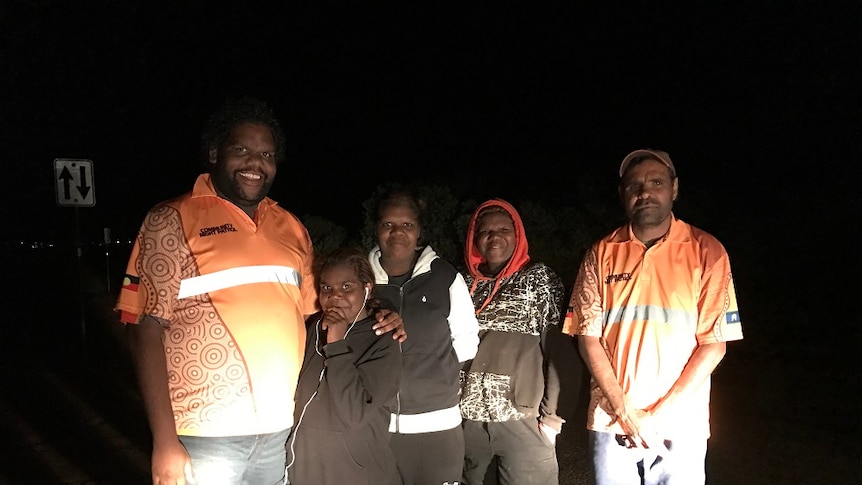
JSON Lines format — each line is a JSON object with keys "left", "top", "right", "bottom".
{"left": 54, "top": 158, "right": 96, "bottom": 350}
{"left": 104, "top": 227, "right": 112, "bottom": 293}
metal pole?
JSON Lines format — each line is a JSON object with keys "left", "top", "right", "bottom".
{"left": 75, "top": 207, "right": 86, "bottom": 350}
{"left": 105, "top": 248, "right": 111, "bottom": 293}
{"left": 104, "top": 227, "right": 111, "bottom": 293}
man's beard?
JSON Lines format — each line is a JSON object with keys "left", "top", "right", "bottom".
{"left": 211, "top": 168, "right": 273, "bottom": 207}
{"left": 630, "top": 205, "right": 671, "bottom": 228}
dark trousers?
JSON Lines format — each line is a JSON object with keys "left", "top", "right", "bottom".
{"left": 391, "top": 426, "right": 465, "bottom": 485}
{"left": 462, "top": 418, "right": 558, "bottom": 485}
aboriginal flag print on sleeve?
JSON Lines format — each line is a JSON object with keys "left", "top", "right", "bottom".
{"left": 118, "top": 273, "right": 141, "bottom": 324}
{"left": 122, "top": 274, "right": 139, "bottom": 292}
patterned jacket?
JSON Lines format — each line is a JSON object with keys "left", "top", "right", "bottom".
{"left": 460, "top": 199, "right": 566, "bottom": 431}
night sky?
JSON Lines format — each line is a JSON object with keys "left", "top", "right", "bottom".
{"left": 2, "top": 3, "right": 859, "bottom": 286}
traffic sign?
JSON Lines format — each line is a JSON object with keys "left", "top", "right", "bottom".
{"left": 54, "top": 158, "right": 96, "bottom": 207}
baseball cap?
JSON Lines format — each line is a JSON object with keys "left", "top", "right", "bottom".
{"left": 619, "top": 149, "right": 676, "bottom": 178}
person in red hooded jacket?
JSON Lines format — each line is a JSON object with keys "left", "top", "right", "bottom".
{"left": 459, "top": 199, "right": 566, "bottom": 485}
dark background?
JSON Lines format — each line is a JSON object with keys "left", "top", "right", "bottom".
{"left": 3, "top": 3, "right": 858, "bottom": 237}
{"left": 3, "top": 1, "right": 859, "bottom": 342}
{"left": 1, "top": 3, "right": 860, "bottom": 483}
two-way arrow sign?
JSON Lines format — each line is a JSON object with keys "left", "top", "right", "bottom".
{"left": 54, "top": 159, "right": 96, "bottom": 207}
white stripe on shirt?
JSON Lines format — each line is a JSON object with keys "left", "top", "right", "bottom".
{"left": 178, "top": 265, "right": 302, "bottom": 299}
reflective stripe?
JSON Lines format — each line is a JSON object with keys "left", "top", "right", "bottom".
{"left": 607, "top": 304, "right": 697, "bottom": 329}
{"left": 389, "top": 405, "right": 462, "bottom": 434}
{"left": 178, "top": 265, "right": 302, "bottom": 299}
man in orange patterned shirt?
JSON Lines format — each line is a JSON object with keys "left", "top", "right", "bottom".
{"left": 563, "top": 149, "right": 743, "bottom": 485}
{"left": 116, "top": 97, "right": 404, "bottom": 485}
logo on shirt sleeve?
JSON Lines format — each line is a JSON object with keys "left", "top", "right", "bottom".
{"left": 725, "top": 311, "right": 741, "bottom": 324}
{"left": 122, "top": 274, "right": 139, "bottom": 292}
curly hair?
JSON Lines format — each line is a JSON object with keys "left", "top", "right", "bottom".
{"left": 313, "top": 246, "right": 374, "bottom": 290}
{"left": 313, "top": 246, "right": 380, "bottom": 313}
{"left": 200, "top": 96, "right": 286, "bottom": 166}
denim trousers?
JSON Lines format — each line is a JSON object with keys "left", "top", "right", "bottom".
{"left": 179, "top": 427, "right": 291, "bottom": 485}
{"left": 589, "top": 430, "right": 707, "bottom": 485}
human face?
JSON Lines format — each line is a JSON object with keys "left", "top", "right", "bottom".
{"left": 473, "top": 211, "right": 516, "bottom": 276}
{"left": 210, "top": 122, "right": 277, "bottom": 216}
{"left": 318, "top": 264, "right": 368, "bottom": 322}
{"left": 619, "top": 158, "right": 678, "bottom": 240}
{"left": 376, "top": 204, "right": 420, "bottom": 271}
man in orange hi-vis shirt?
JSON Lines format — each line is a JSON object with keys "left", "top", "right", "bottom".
{"left": 115, "top": 97, "right": 405, "bottom": 485}
{"left": 562, "top": 149, "right": 743, "bottom": 485}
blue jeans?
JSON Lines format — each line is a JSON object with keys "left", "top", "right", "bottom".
{"left": 589, "top": 430, "right": 706, "bottom": 485}
{"left": 179, "top": 428, "right": 291, "bottom": 485}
